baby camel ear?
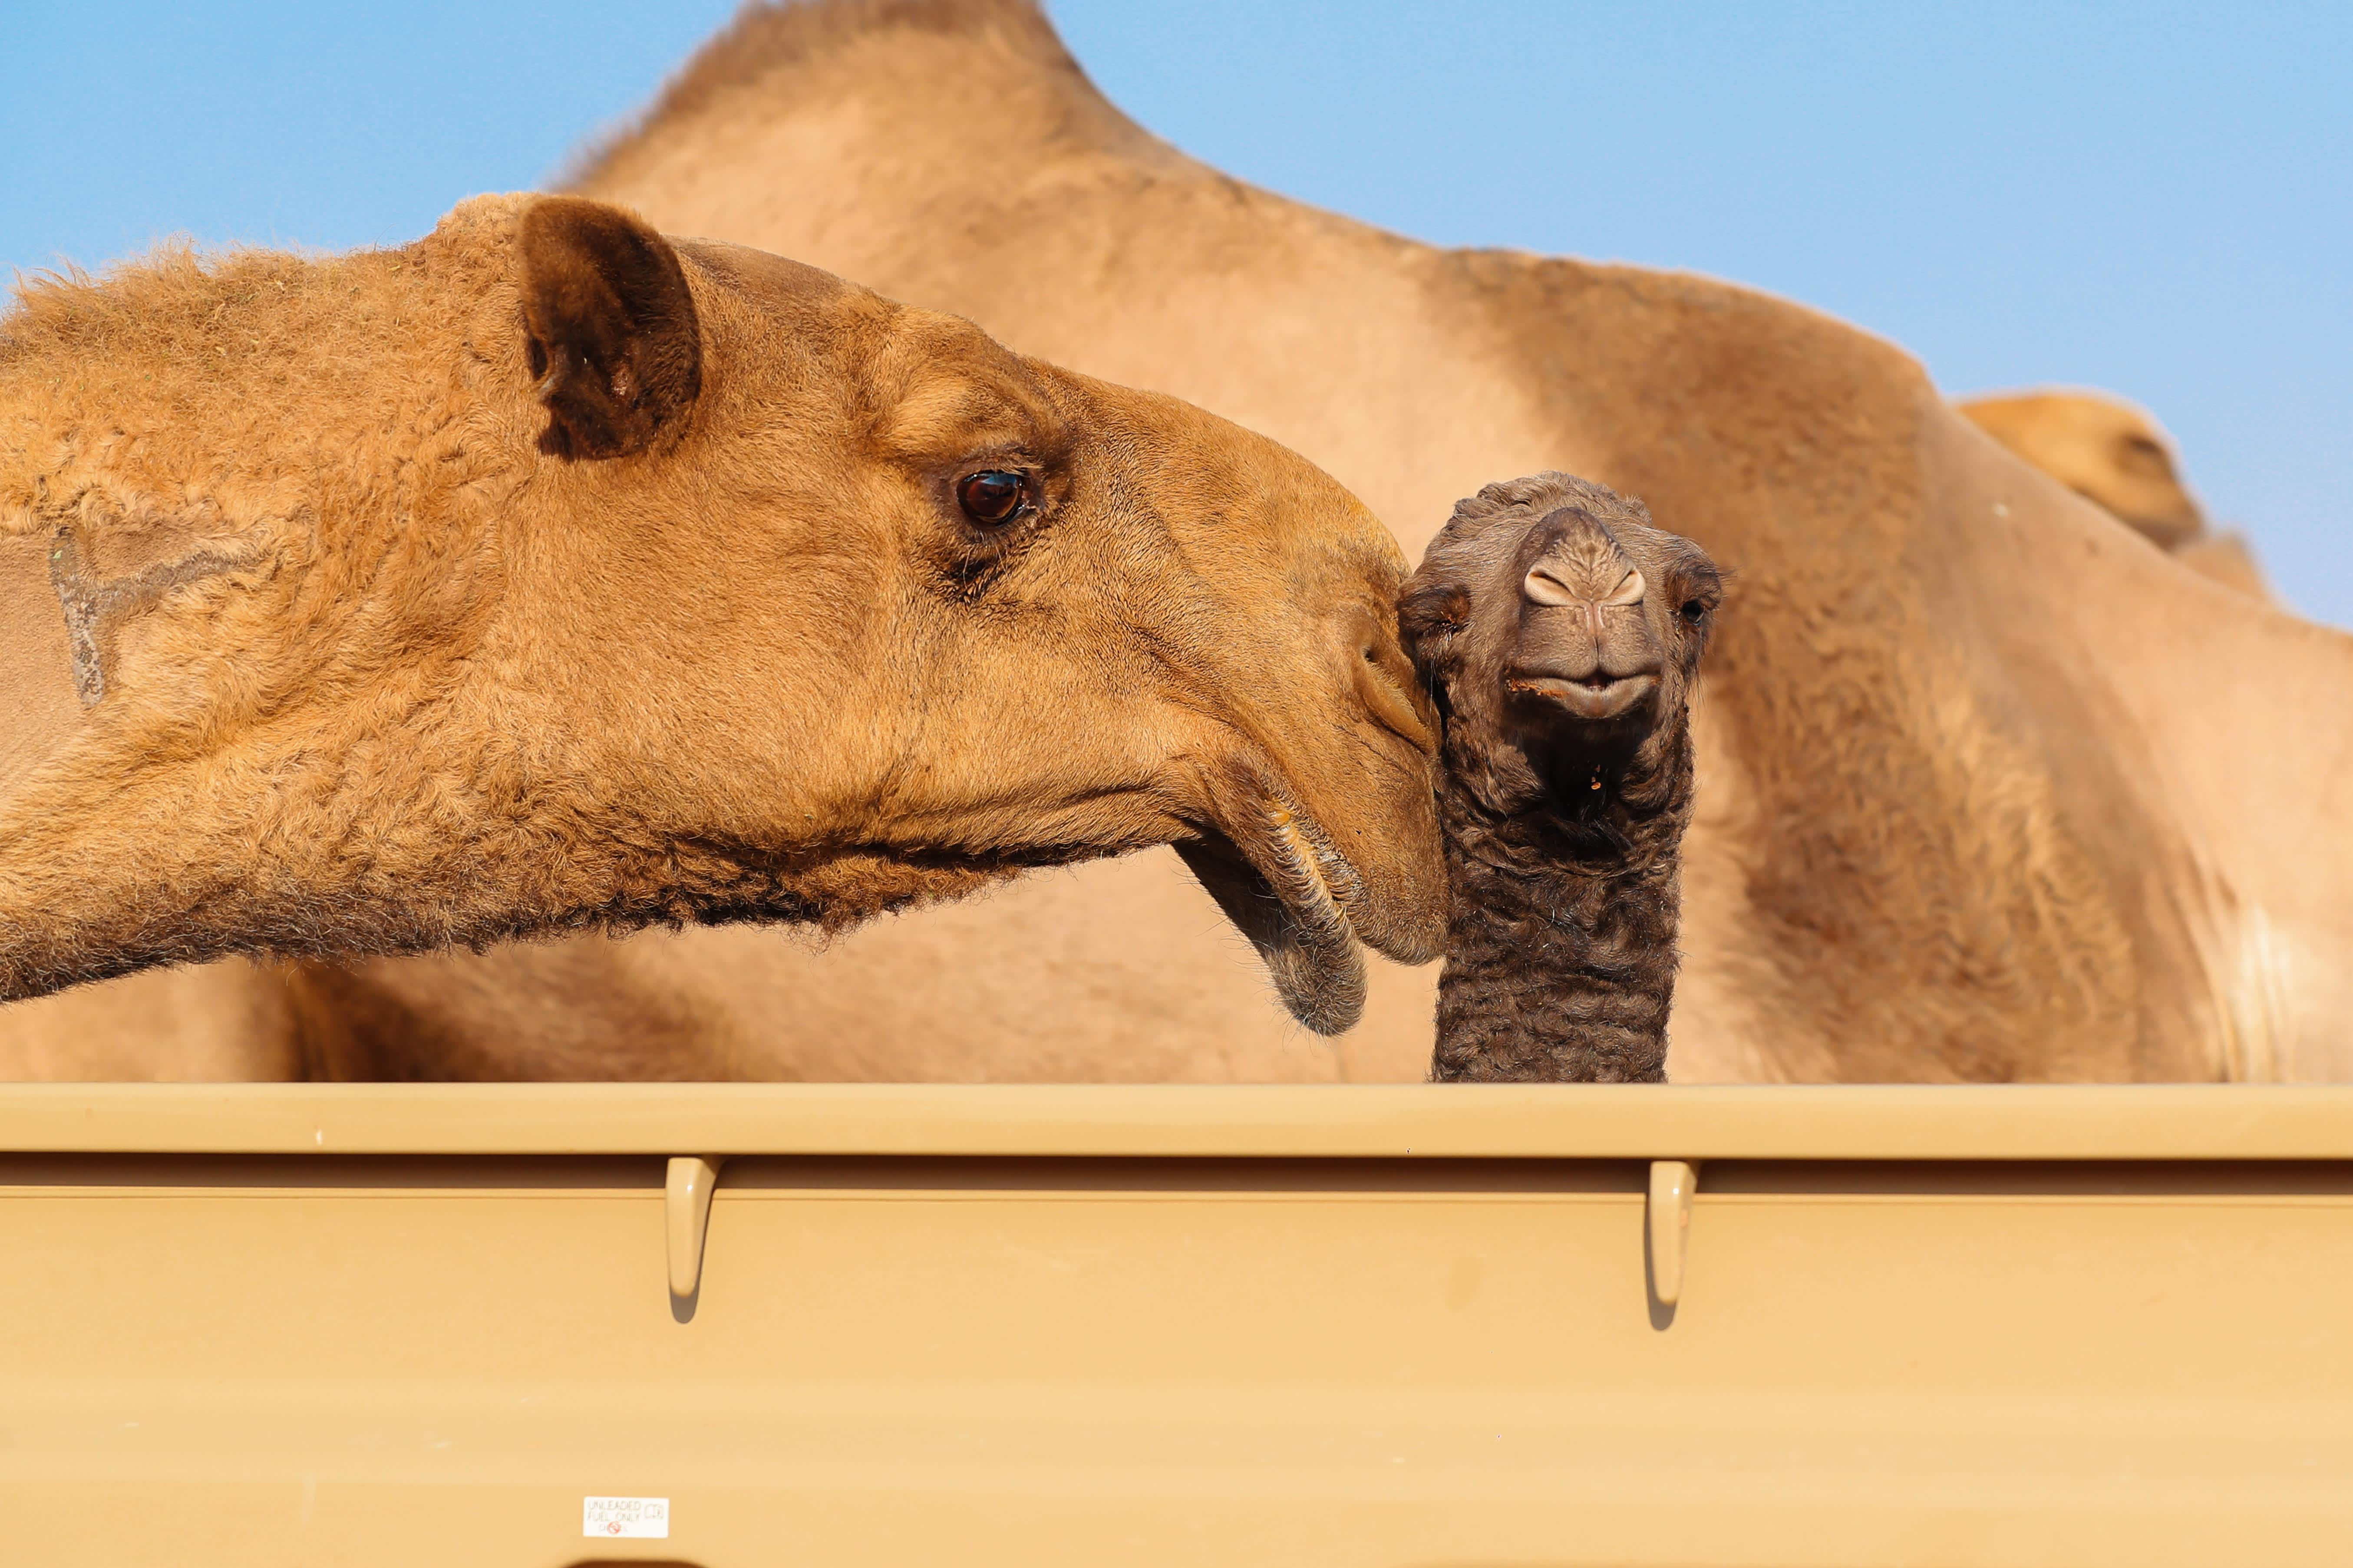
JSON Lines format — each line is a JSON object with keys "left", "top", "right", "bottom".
{"left": 1396, "top": 577, "right": 1470, "bottom": 664}
{"left": 518, "top": 196, "right": 702, "bottom": 460}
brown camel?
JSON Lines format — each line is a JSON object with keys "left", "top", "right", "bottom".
{"left": 0, "top": 193, "right": 1443, "bottom": 1021}
{"left": 1955, "top": 389, "right": 2272, "bottom": 599}
{"left": 13, "top": 0, "right": 2350, "bottom": 1083}
{"left": 1402, "top": 474, "right": 1720, "bottom": 1083}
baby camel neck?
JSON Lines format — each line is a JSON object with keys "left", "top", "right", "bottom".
{"left": 1429, "top": 739, "right": 1693, "bottom": 1082}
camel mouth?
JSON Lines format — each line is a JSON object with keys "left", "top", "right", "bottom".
{"left": 1173, "top": 782, "right": 1373, "bottom": 1038}
{"left": 1506, "top": 669, "right": 1659, "bottom": 721}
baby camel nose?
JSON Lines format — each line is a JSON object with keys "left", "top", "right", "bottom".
{"left": 1521, "top": 507, "right": 1648, "bottom": 619}
{"left": 1525, "top": 555, "right": 1647, "bottom": 645}
{"left": 1523, "top": 559, "right": 1647, "bottom": 609}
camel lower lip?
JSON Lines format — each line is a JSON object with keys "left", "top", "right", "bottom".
{"left": 1507, "top": 672, "right": 1658, "bottom": 719}
{"left": 1174, "top": 776, "right": 1372, "bottom": 1037}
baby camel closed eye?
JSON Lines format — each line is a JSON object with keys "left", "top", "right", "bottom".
{"left": 1400, "top": 471, "right": 1723, "bottom": 1083}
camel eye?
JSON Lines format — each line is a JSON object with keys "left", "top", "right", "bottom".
{"left": 956, "top": 470, "right": 1030, "bottom": 526}
{"left": 1680, "top": 599, "right": 1707, "bottom": 623}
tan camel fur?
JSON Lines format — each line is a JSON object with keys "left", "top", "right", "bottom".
{"left": 2171, "top": 532, "right": 2273, "bottom": 599}
{"left": 16, "top": 0, "right": 2352, "bottom": 1083}
{"left": 0, "top": 192, "right": 1444, "bottom": 1028}
{"left": 1955, "top": 389, "right": 2272, "bottom": 600}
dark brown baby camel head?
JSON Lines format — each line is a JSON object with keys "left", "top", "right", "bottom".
{"left": 1401, "top": 472, "right": 1722, "bottom": 1083}
{"left": 1400, "top": 472, "right": 1721, "bottom": 815}
{"left": 0, "top": 195, "right": 1445, "bottom": 1033}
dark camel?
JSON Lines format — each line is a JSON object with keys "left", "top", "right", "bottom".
{"left": 1404, "top": 474, "right": 1720, "bottom": 1082}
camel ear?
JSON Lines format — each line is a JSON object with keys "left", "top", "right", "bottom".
{"left": 518, "top": 197, "right": 702, "bottom": 460}
{"left": 1396, "top": 578, "right": 1470, "bottom": 663}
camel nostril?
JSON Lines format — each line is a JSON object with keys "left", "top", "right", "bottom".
{"left": 1522, "top": 563, "right": 1580, "bottom": 606}
{"left": 1526, "top": 561, "right": 1644, "bottom": 609}
{"left": 1603, "top": 567, "right": 1647, "bottom": 606}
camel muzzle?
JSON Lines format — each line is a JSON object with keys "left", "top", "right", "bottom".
{"left": 1169, "top": 750, "right": 1444, "bottom": 1036}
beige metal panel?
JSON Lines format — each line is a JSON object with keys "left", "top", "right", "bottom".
{"left": 3, "top": 1081, "right": 2353, "bottom": 1157}
{"left": 0, "top": 1146, "right": 2350, "bottom": 1565}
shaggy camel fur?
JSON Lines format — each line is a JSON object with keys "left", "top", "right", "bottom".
{"left": 1403, "top": 475, "right": 1720, "bottom": 1083}
{"left": 1955, "top": 389, "right": 2271, "bottom": 599}
{"left": 16, "top": 0, "right": 2353, "bottom": 1083}
{"left": 0, "top": 194, "right": 1444, "bottom": 1022}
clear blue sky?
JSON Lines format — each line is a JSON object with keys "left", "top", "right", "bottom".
{"left": 8, "top": 3, "right": 2347, "bottom": 623}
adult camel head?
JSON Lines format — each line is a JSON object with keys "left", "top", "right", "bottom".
{"left": 1955, "top": 388, "right": 2274, "bottom": 600}
{"left": 1955, "top": 389, "right": 2206, "bottom": 550}
{"left": 0, "top": 195, "right": 1443, "bottom": 1032}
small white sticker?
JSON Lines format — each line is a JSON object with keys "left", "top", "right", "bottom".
{"left": 583, "top": 1496, "right": 670, "bottom": 1539}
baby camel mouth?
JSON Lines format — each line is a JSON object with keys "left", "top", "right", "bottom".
{"left": 1507, "top": 668, "right": 1660, "bottom": 721}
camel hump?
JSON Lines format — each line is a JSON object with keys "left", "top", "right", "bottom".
{"left": 518, "top": 196, "right": 703, "bottom": 459}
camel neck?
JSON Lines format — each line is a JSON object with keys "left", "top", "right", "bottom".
{"left": 1430, "top": 739, "right": 1691, "bottom": 1082}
